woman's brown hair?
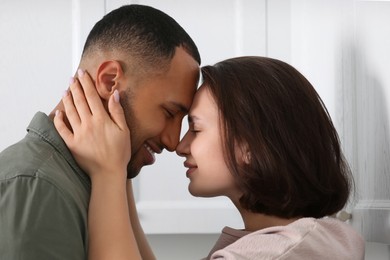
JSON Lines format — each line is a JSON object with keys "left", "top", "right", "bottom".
{"left": 201, "top": 56, "right": 353, "bottom": 218}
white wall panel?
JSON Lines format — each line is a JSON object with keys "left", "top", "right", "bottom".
{"left": 0, "top": 0, "right": 74, "bottom": 150}
{"left": 266, "top": 0, "right": 291, "bottom": 61}
{"left": 350, "top": 1, "right": 390, "bottom": 246}
{"left": 71, "top": 0, "right": 106, "bottom": 71}
{"left": 3, "top": 0, "right": 389, "bottom": 259}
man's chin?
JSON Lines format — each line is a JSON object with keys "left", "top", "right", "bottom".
{"left": 127, "top": 164, "right": 141, "bottom": 179}
{"left": 127, "top": 158, "right": 157, "bottom": 178}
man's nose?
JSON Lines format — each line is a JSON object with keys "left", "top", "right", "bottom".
{"left": 161, "top": 121, "right": 181, "bottom": 152}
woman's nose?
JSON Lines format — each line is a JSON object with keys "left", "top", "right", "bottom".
{"left": 176, "top": 131, "right": 191, "bottom": 157}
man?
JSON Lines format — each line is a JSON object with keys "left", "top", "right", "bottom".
{"left": 0, "top": 5, "right": 200, "bottom": 259}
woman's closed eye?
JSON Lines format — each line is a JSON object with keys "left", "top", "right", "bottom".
{"left": 190, "top": 128, "right": 200, "bottom": 134}
{"left": 188, "top": 118, "right": 201, "bottom": 135}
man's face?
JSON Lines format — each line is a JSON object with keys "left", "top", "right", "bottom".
{"left": 121, "top": 47, "right": 199, "bottom": 178}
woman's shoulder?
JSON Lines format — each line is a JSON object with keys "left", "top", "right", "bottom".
{"left": 210, "top": 218, "right": 365, "bottom": 260}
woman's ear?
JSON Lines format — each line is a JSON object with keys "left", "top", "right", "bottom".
{"left": 237, "top": 142, "right": 251, "bottom": 165}
{"left": 243, "top": 151, "right": 252, "bottom": 165}
{"left": 95, "top": 60, "right": 124, "bottom": 101}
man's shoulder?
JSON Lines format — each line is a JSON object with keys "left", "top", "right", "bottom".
{"left": 0, "top": 136, "right": 90, "bottom": 204}
{"left": 0, "top": 167, "right": 89, "bottom": 260}
{"left": 0, "top": 136, "right": 64, "bottom": 179}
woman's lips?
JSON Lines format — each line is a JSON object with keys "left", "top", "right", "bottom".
{"left": 186, "top": 167, "right": 197, "bottom": 177}
{"left": 184, "top": 161, "right": 197, "bottom": 177}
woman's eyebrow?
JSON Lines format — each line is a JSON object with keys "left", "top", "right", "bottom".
{"left": 187, "top": 115, "right": 200, "bottom": 124}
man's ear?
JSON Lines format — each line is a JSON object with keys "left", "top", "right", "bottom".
{"left": 95, "top": 60, "right": 124, "bottom": 101}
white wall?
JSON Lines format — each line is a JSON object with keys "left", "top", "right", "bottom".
{"left": 0, "top": 0, "right": 73, "bottom": 149}
{"left": 1, "top": 1, "right": 390, "bottom": 259}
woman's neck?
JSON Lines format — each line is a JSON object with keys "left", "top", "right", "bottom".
{"left": 231, "top": 199, "right": 299, "bottom": 231}
{"left": 241, "top": 211, "right": 299, "bottom": 231}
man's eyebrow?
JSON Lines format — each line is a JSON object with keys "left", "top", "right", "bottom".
{"left": 170, "top": 102, "right": 189, "bottom": 114}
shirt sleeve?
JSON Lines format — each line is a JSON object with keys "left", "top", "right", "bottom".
{"left": 0, "top": 175, "right": 87, "bottom": 260}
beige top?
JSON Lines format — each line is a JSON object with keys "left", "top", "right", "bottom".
{"left": 204, "top": 217, "right": 365, "bottom": 260}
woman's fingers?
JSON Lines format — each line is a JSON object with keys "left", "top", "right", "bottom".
{"left": 54, "top": 110, "right": 74, "bottom": 146}
{"left": 108, "top": 90, "right": 129, "bottom": 132}
{"left": 69, "top": 76, "right": 93, "bottom": 121}
{"left": 62, "top": 88, "right": 81, "bottom": 131}
{"left": 77, "top": 69, "right": 106, "bottom": 116}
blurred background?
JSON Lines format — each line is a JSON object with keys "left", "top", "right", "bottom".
{"left": 1, "top": 0, "right": 389, "bottom": 259}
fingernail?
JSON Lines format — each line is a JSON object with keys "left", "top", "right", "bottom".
{"left": 55, "top": 110, "right": 60, "bottom": 117}
{"left": 114, "top": 90, "right": 120, "bottom": 103}
{"left": 77, "top": 69, "right": 84, "bottom": 77}
{"left": 63, "top": 90, "right": 68, "bottom": 97}
{"left": 69, "top": 77, "right": 75, "bottom": 85}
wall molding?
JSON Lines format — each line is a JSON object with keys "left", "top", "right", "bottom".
{"left": 138, "top": 200, "right": 242, "bottom": 234}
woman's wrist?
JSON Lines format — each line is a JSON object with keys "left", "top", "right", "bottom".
{"left": 89, "top": 167, "right": 128, "bottom": 184}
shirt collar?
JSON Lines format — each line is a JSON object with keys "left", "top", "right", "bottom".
{"left": 27, "top": 112, "right": 90, "bottom": 187}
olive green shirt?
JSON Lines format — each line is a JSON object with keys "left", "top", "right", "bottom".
{"left": 0, "top": 112, "right": 91, "bottom": 259}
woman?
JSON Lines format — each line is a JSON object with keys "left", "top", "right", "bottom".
{"left": 55, "top": 56, "right": 364, "bottom": 259}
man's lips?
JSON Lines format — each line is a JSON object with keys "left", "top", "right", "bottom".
{"left": 143, "top": 143, "right": 162, "bottom": 165}
{"left": 146, "top": 142, "right": 163, "bottom": 154}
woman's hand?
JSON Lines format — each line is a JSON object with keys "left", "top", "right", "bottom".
{"left": 55, "top": 70, "right": 142, "bottom": 260}
{"left": 54, "top": 69, "right": 131, "bottom": 180}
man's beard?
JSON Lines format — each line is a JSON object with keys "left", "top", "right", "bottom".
{"left": 120, "top": 88, "right": 142, "bottom": 179}
{"left": 127, "top": 158, "right": 142, "bottom": 179}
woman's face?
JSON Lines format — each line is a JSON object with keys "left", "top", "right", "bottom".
{"left": 176, "top": 85, "right": 240, "bottom": 199}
